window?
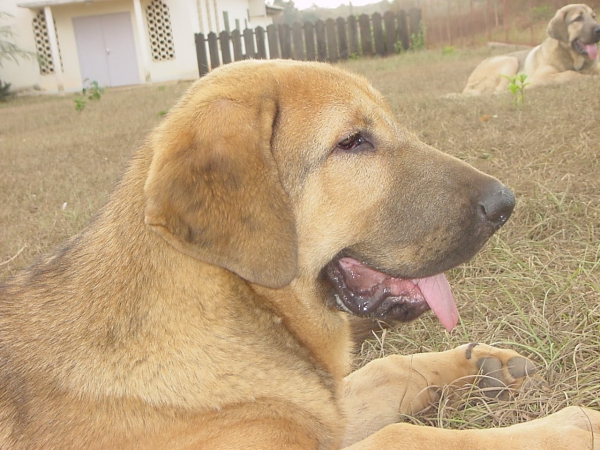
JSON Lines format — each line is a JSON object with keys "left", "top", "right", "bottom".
{"left": 32, "top": 10, "right": 63, "bottom": 74}
{"left": 146, "top": 0, "right": 176, "bottom": 61}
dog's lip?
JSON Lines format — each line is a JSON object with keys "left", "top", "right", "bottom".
{"left": 325, "top": 256, "right": 459, "bottom": 331}
{"left": 572, "top": 39, "right": 599, "bottom": 59}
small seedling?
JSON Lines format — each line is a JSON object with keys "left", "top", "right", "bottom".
{"left": 442, "top": 46, "right": 455, "bottom": 55}
{"left": 84, "top": 80, "right": 103, "bottom": 101}
{"left": 74, "top": 97, "right": 86, "bottom": 111}
{"left": 409, "top": 31, "right": 425, "bottom": 51}
{"left": 501, "top": 73, "right": 530, "bottom": 108}
{"left": 74, "top": 79, "right": 104, "bottom": 111}
{"left": 393, "top": 41, "right": 405, "bottom": 54}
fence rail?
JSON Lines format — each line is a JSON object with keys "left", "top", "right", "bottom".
{"left": 194, "top": 8, "right": 422, "bottom": 76}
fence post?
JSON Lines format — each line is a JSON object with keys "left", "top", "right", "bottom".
{"left": 219, "top": 30, "right": 232, "bottom": 65}
{"left": 279, "top": 24, "right": 293, "bottom": 58}
{"left": 304, "top": 22, "right": 316, "bottom": 60}
{"left": 469, "top": 0, "right": 475, "bottom": 45}
{"left": 231, "top": 29, "right": 243, "bottom": 61}
{"left": 243, "top": 28, "right": 256, "bottom": 58}
{"left": 292, "top": 22, "right": 306, "bottom": 60}
{"left": 383, "top": 11, "right": 396, "bottom": 55}
{"left": 372, "top": 12, "right": 385, "bottom": 55}
{"left": 408, "top": 8, "right": 422, "bottom": 37}
{"left": 207, "top": 32, "right": 220, "bottom": 69}
{"left": 347, "top": 15, "right": 359, "bottom": 56}
{"left": 325, "top": 18, "right": 339, "bottom": 62}
{"left": 485, "top": 0, "right": 491, "bottom": 41}
{"left": 503, "top": 0, "right": 509, "bottom": 43}
{"left": 267, "top": 24, "right": 280, "bottom": 59}
{"left": 398, "top": 10, "right": 410, "bottom": 50}
{"left": 255, "top": 26, "right": 267, "bottom": 59}
{"left": 358, "top": 14, "right": 373, "bottom": 56}
{"left": 315, "top": 20, "right": 327, "bottom": 61}
{"left": 457, "top": 0, "right": 463, "bottom": 43}
{"left": 445, "top": 0, "right": 452, "bottom": 45}
{"left": 195, "top": 33, "right": 209, "bottom": 76}
{"left": 336, "top": 17, "right": 348, "bottom": 60}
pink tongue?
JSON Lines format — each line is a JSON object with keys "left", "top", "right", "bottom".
{"left": 338, "top": 258, "right": 459, "bottom": 331}
{"left": 586, "top": 44, "right": 598, "bottom": 60}
{"left": 416, "top": 273, "right": 459, "bottom": 332}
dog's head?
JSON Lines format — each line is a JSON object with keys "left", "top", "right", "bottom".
{"left": 144, "top": 60, "right": 514, "bottom": 331}
{"left": 547, "top": 4, "right": 600, "bottom": 60}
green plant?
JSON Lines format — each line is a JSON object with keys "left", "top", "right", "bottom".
{"left": 348, "top": 52, "right": 360, "bottom": 60}
{"left": 0, "top": 11, "right": 35, "bottom": 102}
{"left": 0, "top": 11, "right": 35, "bottom": 67}
{"left": 409, "top": 30, "right": 425, "bottom": 51}
{"left": 83, "top": 79, "right": 103, "bottom": 100}
{"left": 501, "top": 73, "right": 530, "bottom": 108}
{"left": 393, "top": 41, "right": 405, "bottom": 54}
{"left": 74, "top": 79, "right": 104, "bottom": 111}
{"left": 74, "top": 96, "right": 86, "bottom": 111}
{"left": 442, "top": 45, "right": 455, "bottom": 55}
{"left": 0, "top": 79, "right": 11, "bottom": 101}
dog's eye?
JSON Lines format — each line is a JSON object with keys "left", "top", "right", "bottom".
{"left": 573, "top": 14, "right": 583, "bottom": 21}
{"left": 336, "top": 133, "right": 372, "bottom": 152}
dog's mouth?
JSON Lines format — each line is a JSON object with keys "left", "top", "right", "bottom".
{"left": 572, "top": 39, "right": 598, "bottom": 59}
{"left": 325, "top": 257, "right": 458, "bottom": 331}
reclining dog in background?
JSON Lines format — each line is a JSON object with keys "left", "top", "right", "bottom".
{"left": 463, "top": 3, "right": 600, "bottom": 95}
{"left": 0, "top": 60, "right": 599, "bottom": 449}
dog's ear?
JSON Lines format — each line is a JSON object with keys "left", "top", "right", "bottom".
{"left": 144, "top": 90, "right": 297, "bottom": 289}
{"left": 547, "top": 7, "right": 569, "bottom": 42}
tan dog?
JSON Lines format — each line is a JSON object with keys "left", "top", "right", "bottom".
{"left": 1, "top": 60, "right": 599, "bottom": 449}
{"left": 463, "top": 3, "right": 600, "bottom": 95}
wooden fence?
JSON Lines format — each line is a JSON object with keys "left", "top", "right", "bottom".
{"left": 423, "top": 0, "right": 600, "bottom": 48}
{"left": 194, "top": 8, "right": 422, "bottom": 76}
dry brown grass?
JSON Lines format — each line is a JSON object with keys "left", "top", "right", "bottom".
{"left": 0, "top": 81, "right": 192, "bottom": 269}
{"left": 1, "top": 50, "right": 599, "bottom": 430}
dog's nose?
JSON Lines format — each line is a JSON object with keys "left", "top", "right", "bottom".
{"left": 594, "top": 25, "right": 600, "bottom": 37}
{"left": 478, "top": 184, "right": 515, "bottom": 229}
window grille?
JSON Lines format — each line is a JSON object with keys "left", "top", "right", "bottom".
{"left": 32, "top": 10, "right": 63, "bottom": 74}
{"left": 146, "top": 0, "right": 176, "bottom": 61}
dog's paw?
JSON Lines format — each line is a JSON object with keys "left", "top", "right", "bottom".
{"left": 460, "top": 343, "right": 548, "bottom": 399}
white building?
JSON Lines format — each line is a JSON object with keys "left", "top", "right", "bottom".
{"left": 1, "top": 0, "right": 280, "bottom": 93}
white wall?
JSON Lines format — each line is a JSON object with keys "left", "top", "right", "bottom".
{"left": 0, "top": 4, "right": 41, "bottom": 91}
{"left": 143, "top": 0, "right": 200, "bottom": 83}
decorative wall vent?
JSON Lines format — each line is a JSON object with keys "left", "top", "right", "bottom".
{"left": 32, "top": 10, "right": 63, "bottom": 75}
{"left": 146, "top": 0, "right": 176, "bottom": 61}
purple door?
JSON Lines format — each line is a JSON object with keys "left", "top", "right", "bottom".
{"left": 73, "top": 12, "right": 140, "bottom": 87}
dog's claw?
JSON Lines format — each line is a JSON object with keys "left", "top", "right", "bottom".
{"left": 476, "top": 357, "right": 509, "bottom": 398}
{"left": 507, "top": 355, "right": 537, "bottom": 378}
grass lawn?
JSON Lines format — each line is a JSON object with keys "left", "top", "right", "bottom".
{"left": 1, "top": 48, "right": 599, "bottom": 430}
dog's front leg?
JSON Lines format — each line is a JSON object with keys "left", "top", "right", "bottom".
{"left": 341, "top": 343, "right": 537, "bottom": 446}
{"left": 343, "top": 406, "right": 600, "bottom": 450}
